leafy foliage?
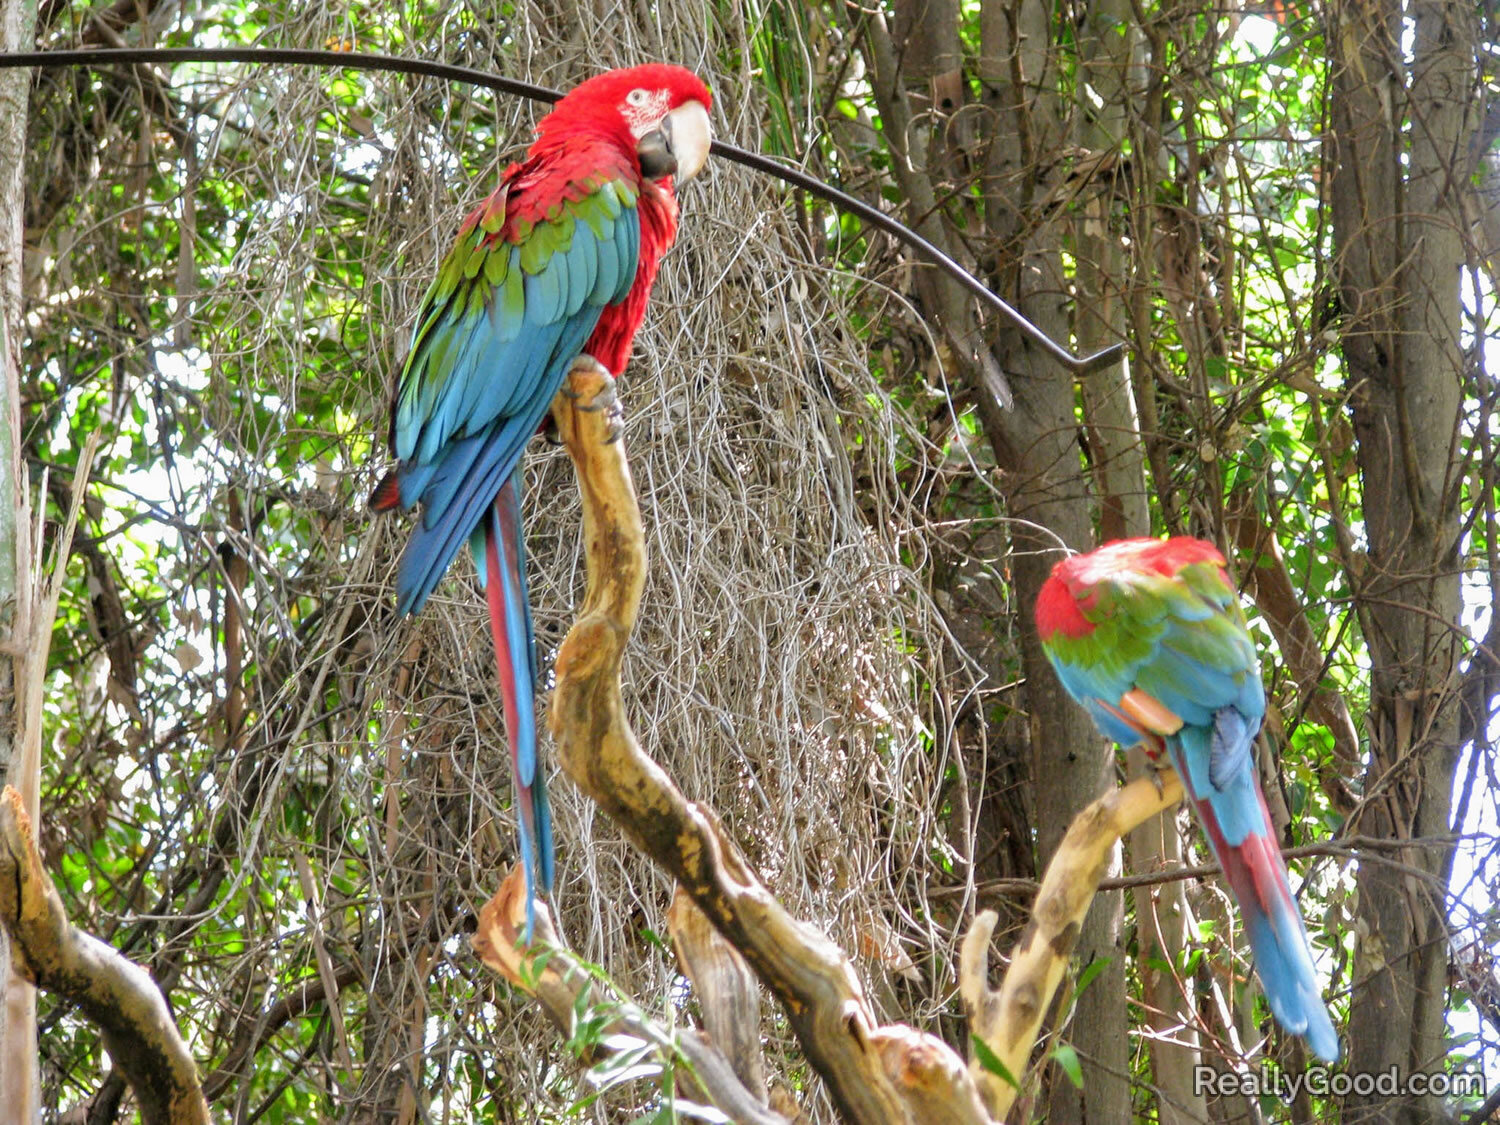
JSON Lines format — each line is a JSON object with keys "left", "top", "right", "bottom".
{"left": 14, "top": 0, "right": 1500, "bottom": 1120}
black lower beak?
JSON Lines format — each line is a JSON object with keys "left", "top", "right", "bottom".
{"left": 637, "top": 122, "right": 677, "bottom": 179}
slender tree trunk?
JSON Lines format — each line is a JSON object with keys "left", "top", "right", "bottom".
{"left": 1330, "top": 0, "right": 1473, "bottom": 1118}
{"left": 1071, "top": 3, "right": 1208, "bottom": 1113}
{"left": 975, "top": 2, "right": 1131, "bottom": 1118}
{"left": 0, "top": 0, "right": 39, "bottom": 1117}
{"left": 860, "top": 1, "right": 1131, "bottom": 1110}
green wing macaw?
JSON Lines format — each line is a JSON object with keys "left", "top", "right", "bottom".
{"left": 1035, "top": 537, "right": 1339, "bottom": 1061}
{"left": 371, "top": 65, "right": 712, "bottom": 938}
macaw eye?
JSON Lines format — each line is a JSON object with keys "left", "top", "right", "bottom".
{"left": 626, "top": 88, "right": 650, "bottom": 106}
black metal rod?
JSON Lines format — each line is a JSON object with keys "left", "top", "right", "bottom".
{"left": 2, "top": 46, "right": 1124, "bottom": 375}
{"left": 710, "top": 138, "right": 1123, "bottom": 374}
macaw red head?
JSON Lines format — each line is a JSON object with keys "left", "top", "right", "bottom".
{"left": 1034, "top": 536, "right": 1229, "bottom": 640}
{"left": 535, "top": 64, "right": 713, "bottom": 185}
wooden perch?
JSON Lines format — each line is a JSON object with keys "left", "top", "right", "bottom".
{"left": 544, "top": 357, "right": 991, "bottom": 1124}
{"left": 539, "top": 356, "right": 1196, "bottom": 1123}
{"left": 960, "top": 770, "right": 1184, "bottom": 1119}
{"left": 0, "top": 786, "right": 208, "bottom": 1124}
{"left": 473, "top": 867, "right": 791, "bottom": 1125}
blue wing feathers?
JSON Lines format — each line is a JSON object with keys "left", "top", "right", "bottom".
{"left": 1137, "top": 651, "right": 1238, "bottom": 727}
{"left": 395, "top": 427, "right": 515, "bottom": 614}
{"left": 392, "top": 307, "right": 600, "bottom": 615}
{"left": 549, "top": 247, "right": 572, "bottom": 321}
{"left": 620, "top": 213, "right": 640, "bottom": 300}
{"left": 1170, "top": 722, "right": 1263, "bottom": 847}
{"left": 1088, "top": 701, "right": 1145, "bottom": 747}
{"left": 389, "top": 199, "right": 641, "bottom": 482}
{"left": 593, "top": 222, "right": 621, "bottom": 296}
{"left": 565, "top": 236, "right": 595, "bottom": 316}
{"left": 1210, "top": 707, "right": 1255, "bottom": 793}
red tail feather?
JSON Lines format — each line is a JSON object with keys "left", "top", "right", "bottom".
{"left": 368, "top": 470, "right": 401, "bottom": 512}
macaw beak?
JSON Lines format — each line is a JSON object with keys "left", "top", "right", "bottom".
{"left": 637, "top": 100, "right": 712, "bottom": 183}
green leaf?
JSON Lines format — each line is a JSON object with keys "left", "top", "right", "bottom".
{"left": 970, "top": 1035, "right": 1020, "bottom": 1089}
{"left": 1051, "top": 1043, "right": 1084, "bottom": 1089}
{"left": 1075, "top": 955, "right": 1112, "bottom": 996}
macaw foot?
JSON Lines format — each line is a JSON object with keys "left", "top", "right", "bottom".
{"left": 1140, "top": 735, "right": 1170, "bottom": 796}
{"left": 564, "top": 373, "right": 623, "bottom": 442}
{"left": 1148, "top": 761, "right": 1167, "bottom": 798}
{"left": 559, "top": 357, "right": 624, "bottom": 444}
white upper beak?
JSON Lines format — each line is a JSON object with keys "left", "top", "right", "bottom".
{"left": 663, "top": 100, "right": 712, "bottom": 183}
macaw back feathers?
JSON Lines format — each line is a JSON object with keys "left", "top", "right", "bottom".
{"left": 1035, "top": 536, "right": 1340, "bottom": 1062}
{"left": 1037, "top": 538, "right": 1264, "bottom": 732}
{"left": 392, "top": 169, "right": 641, "bottom": 472}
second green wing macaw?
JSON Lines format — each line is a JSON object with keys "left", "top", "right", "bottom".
{"left": 371, "top": 65, "right": 713, "bottom": 939}
{"left": 1035, "top": 537, "right": 1339, "bottom": 1061}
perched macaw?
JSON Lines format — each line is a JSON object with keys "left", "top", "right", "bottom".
{"left": 370, "top": 65, "right": 713, "bottom": 939}
{"left": 1034, "top": 537, "right": 1339, "bottom": 1062}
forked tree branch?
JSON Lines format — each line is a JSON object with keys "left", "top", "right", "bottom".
{"left": 0, "top": 787, "right": 208, "bottom": 1124}
{"left": 665, "top": 888, "right": 769, "bottom": 1104}
{"left": 960, "top": 771, "right": 1184, "bottom": 1118}
{"left": 473, "top": 869, "right": 791, "bottom": 1125}
{"left": 537, "top": 357, "right": 1200, "bottom": 1123}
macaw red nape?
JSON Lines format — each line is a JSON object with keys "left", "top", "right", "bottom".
{"left": 1035, "top": 537, "right": 1340, "bottom": 1062}
{"left": 370, "top": 65, "right": 713, "bottom": 940}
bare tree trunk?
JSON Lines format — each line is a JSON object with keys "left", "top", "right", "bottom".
{"left": 865, "top": 0, "right": 1136, "bottom": 1109}
{"left": 860, "top": 0, "right": 1132, "bottom": 1111}
{"left": 1330, "top": 0, "right": 1473, "bottom": 1117}
{"left": 975, "top": 3, "right": 1130, "bottom": 1118}
{"left": 1071, "top": 10, "right": 1205, "bottom": 1097}
{"left": 0, "top": 0, "right": 39, "bottom": 1117}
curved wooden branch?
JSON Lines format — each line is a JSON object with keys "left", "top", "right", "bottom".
{"left": 547, "top": 357, "right": 991, "bottom": 1124}
{"left": 0, "top": 786, "right": 208, "bottom": 1124}
{"left": 666, "top": 889, "right": 768, "bottom": 1103}
{"left": 960, "top": 770, "right": 1184, "bottom": 1119}
{"left": 473, "top": 868, "right": 792, "bottom": 1125}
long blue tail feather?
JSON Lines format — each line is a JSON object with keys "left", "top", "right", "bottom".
{"left": 1169, "top": 721, "right": 1339, "bottom": 1061}
{"left": 481, "top": 474, "right": 554, "bottom": 941}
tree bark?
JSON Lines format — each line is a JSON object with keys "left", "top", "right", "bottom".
{"left": 859, "top": 0, "right": 1131, "bottom": 1111}
{"left": 0, "top": 1, "right": 38, "bottom": 1114}
{"left": 473, "top": 873, "right": 792, "bottom": 1125}
{"left": 1069, "top": 1, "right": 1212, "bottom": 1117}
{"left": 1330, "top": 0, "right": 1473, "bottom": 1117}
{"left": 0, "top": 788, "right": 208, "bottom": 1124}
{"left": 977, "top": 2, "right": 1131, "bottom": 1118}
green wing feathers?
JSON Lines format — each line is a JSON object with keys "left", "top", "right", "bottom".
{"left": 391, "top": 175, "right": 640, "bottom": 465}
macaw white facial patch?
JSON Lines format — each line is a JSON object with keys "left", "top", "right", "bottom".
{"left": 623, "top": 88, "right": 674, "bottom": 138}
